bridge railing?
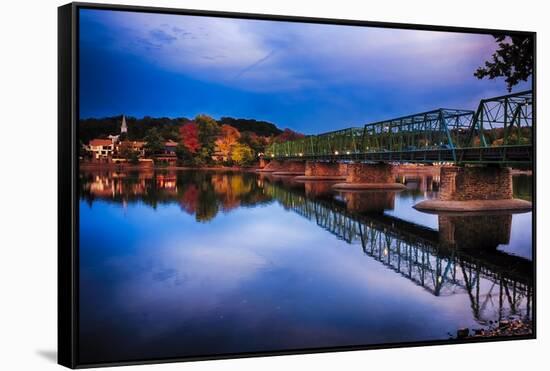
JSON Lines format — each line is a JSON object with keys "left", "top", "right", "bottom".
{"left": 266, "top": 128, "right": 364, "bottom": 158}
{"left": 361, "top": 109, "right": 473, "bottom": 155}
{"left": 314, "top": 127, "right": 364, "bottom": 156}
{"left": 467, "top": 90, "right": 533, "bottom": 147}
{"left": 266, "top": 136, "right": 314, "bottom": 158}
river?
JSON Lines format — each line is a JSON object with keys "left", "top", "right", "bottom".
{"left": 78, "top": 169, "right": 533, "bottom": 363}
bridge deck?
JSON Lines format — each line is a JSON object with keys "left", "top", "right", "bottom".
{"left": 274, "top": 144, "right": 532, "bottom": 164}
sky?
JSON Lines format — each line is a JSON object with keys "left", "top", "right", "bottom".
{"left": 79, "top": 9, "right": 531, "bottom": 134}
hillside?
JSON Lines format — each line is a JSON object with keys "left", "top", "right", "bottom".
{"left": 217, "top": 117, "right": 282, "bottom": 137}
{"left": 79, "top": 115, "right": 283, "bottom": 144}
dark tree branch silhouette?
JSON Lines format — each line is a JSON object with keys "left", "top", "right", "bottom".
{"left": 474, "top": 34, "right": 533, "bottom": 92}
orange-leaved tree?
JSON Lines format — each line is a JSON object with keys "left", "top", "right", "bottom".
{"left": 215, "top": 124, "right": 241, "bottom": 160}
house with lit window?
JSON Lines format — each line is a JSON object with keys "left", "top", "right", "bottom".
{"left": 115, "top": 140, "right": 146, "bottom": 157}
{"left": 88, "top": 139, "right": 115, "bottom": 160}
{"left": 154, "top": 140, "right": 178, "bottom": 164}
{"left": 211, "top": 143, "right": 228, "bottom": 162}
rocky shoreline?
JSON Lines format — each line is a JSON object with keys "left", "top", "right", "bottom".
{"left": 452, "top": 318, "right": 532, "bottom": 340}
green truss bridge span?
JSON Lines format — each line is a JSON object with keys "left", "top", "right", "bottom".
{"left": 265, "top": 90, "right": 533, "bottom": 165}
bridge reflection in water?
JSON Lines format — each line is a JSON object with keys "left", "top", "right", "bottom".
{"left": 263, "top": 176, "right": 532, "bottom": 325}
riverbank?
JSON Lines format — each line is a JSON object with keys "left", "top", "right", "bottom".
{"left": 79, "top": 162, "right": 258, "bottom": 172}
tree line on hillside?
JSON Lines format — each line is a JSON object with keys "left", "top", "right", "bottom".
{"left": 80, "top": 114, "right": 304, "bottom": 166}
{"left": 79, "top": 115, "right": 286, "bottom": 144}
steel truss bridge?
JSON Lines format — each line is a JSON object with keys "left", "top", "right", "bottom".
{"left": 266, "top": 90, "right": 533, "bottom": 165}
{"left": 265, "top": 181, "right": 533, "bottom": 323}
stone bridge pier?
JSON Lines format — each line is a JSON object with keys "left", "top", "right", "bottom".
{"left": 332, "top": 163, "right": 406, "bottom": 190}
{"left": 272, "top": 161, "right": 305, "bottom": 176}
{"left": 257, "top": 160, "right": 305, "bottom": 175}
{"left": 294, "top": 161, "right": 347, "bottom": 181}
{"left": 258, "top": 157, "right": 267, "bottom": 169}
{"left": 414, "top": 166, "right": 531, "bottom": 212}
{"left": 256, "top": 159, "right": 282, "bottom": 172}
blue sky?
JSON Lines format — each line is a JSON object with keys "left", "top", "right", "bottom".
{"left": 79, "top": 9, "right": 531, "bottom": 134}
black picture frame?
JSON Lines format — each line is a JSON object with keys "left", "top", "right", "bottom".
{"left": 58, "top": 2, "right": 536, "bottom": 368}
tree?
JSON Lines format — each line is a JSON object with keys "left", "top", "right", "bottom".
{"left": 179, "top": 122, "right": 201, "bottom": 153}
{"left": 215, "top": 124, "right": 241, "bottom": 160}
{"left": 175, "top": 143, "right": 192, "bottom": 164}
{"left": 240, "top": 132, "right": 267, "bottom": 155}
{"left": 474, "top": 35, "right": 533, "bottom": 92}
{"left": 79, "top": 115, "right": 285, "bottom": 146}
{"left": 144, "top": 127, "right": 164, "bottom": 157}
{"left": 195, "top": 114, "right": 220, "bottom": 162}
{"left": 218, "top": 117, "right": 282, "bottom": 137}
{"left": 230, "top": 143, "right": 254, "bottom": 165}
{"left": 79, "top": 141, "right": 91, "bottom": 159}
{"left": 274, "top": 128, "right": 305, "bottom": 143}
{"left": 195, "top": 114, "right": 219, "bottom": 145}
{"left": 118, "top": 141, "right": 140, "bottom": 164}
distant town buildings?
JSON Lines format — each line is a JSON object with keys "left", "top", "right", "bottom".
{"left": 83, "top": 115, "right": 181, "bottom": 165}
{"left": 88, "top": 139, "right": 114, "bottom": 160}
{"left": 82, "top": 114, "right": 259, "bottom": 166}
{"left": 154, "top": 140, "right": 178, "bottom": 165}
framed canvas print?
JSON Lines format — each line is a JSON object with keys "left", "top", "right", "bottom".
{"left": 58, "top": 2, "right": 536, "bottom": 368}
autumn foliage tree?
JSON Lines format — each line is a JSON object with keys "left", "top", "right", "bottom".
{"left": 274, "top": 128, "right": 305, "bottom": 143}
{"left": 215, "top": 124, "right": 241, "bottom": 160}
{"left": 230, "top": 143, "right": 255, "bottom": 165}
{"left": 179, "top": 122, "right": 201, "bottom": 153}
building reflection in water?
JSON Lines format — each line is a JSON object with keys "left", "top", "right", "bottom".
{"left": 80, "top": 170, "right": 271, "bottom": 222}
{"left": 79, "top": 169, "right": 533, "bottom": 327}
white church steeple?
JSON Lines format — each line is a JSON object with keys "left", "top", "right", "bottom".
{"left": 121, "top": 115, "right": 128, "bottom": 134}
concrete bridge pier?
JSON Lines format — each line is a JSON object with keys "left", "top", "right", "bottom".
{"left": 414, "top": 166, "right": 532, "bottom": 212}
{"left": 332, "top": 163, "right": 406, "bottom": 190}
{"left": 294, "top": 161, "right": 347, "bottom": 181}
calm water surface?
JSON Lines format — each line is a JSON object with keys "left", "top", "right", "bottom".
{"left": 79, "top": 169, "right": 533, "bottom": 363}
